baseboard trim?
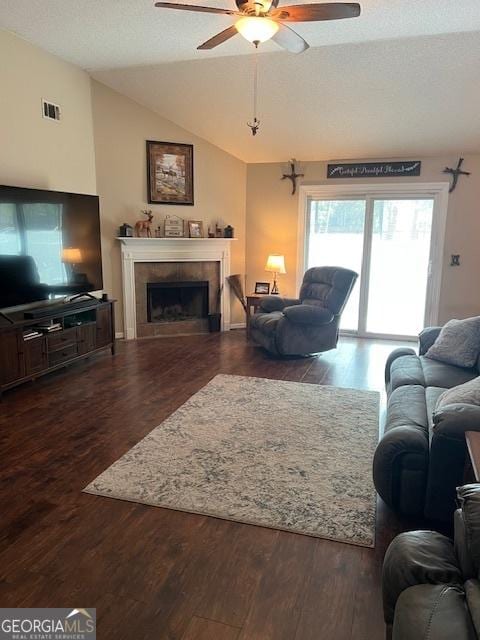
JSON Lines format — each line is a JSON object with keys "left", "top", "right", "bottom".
{"left": 116, "top": 327, "right": 245, "bottom": 337}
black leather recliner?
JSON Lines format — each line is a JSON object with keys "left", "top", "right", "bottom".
{"left": 249, "top": 266, "right": 358, "bottom": 356}
{"left": 382, "top": 484, "right": 480, "bottom": 640}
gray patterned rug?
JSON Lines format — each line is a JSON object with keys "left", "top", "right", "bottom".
{"left": 84, "top": 374, "right": 379, "bottom": 547}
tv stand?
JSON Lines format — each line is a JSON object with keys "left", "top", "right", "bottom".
{"left": 0, "top": 299, "right": 115, "bottom": 397}
{"left": 0, "top": 311, "right": 14, "bottom": 325}
{"left": 24, "top": 297, "right": 101, "bottom": 319}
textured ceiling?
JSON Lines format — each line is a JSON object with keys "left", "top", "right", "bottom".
{"left": 93, "top": 31, "right": 480, "bottom": 162}
{"left": 1, "top": 0, "right": 480, "bottom": 68}
{"left": 2, "top": 1, "right": 480, "bottom": 162}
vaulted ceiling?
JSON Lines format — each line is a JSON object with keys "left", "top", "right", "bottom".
{"left": 2, "top": 1, "right": 480, "bottom": 162}
{"left": 97, "top": 31, "right": 480, "bottom": 162}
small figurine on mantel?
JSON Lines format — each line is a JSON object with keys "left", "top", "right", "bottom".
{"left": 135, "top": 210, "right": 154, "bottom": 237}
{"left": 119, "top": 223, "right": 133, "bottom": 237}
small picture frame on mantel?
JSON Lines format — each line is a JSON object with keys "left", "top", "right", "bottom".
{"left": 188, "top": 220, "right": 204, "bottom": 238}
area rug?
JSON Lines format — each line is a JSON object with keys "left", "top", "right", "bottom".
{"left": 84, "top": 374, "right": 379, "bottom": 547}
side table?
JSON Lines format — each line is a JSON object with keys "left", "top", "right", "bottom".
{"left": 246, "top": 295, "right": 264, "bottom": 339}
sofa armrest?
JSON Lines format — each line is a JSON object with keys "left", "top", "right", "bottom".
{"left": 465, "top": 579, "right": 480, "bottom": 638}
{"left": 433, "top": 404, "right": 480, "bottom": 438}
{"left": 382, "top": 531, "right": 462, "bottom": 624}
{"left": 385, "top": 348, "right": 418, "bottom": 387}
{"left": 373, "top": 425, "right": 429, "bottom": 513}
{"left": 419, "top": 326, "right": 442, "bottom": 355}
{"left": 392, "top": 584, "right": 476, "bottom": 640}
{"left": 456, "top": 485, "right": 480, "bottom": 576}
{"left": 282, "top": 304, "right": 334, "bottom": 326}
{"left": 258, "top": 296, "right": 301, "bottom": 313}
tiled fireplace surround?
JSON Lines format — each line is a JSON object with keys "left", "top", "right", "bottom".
{"left": 135, "top": 261, "right": 220, "bottom": 337}
{"left": 118, "top": 238, "right": 234, "bottom": 339}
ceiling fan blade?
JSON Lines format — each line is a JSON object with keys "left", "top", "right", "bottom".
{"left": 197, "top": 25, "right": 239, "bottom": 49}
{"left": 272, "top": 23, "right": 309, "bottom": 53}
{"left": 272, "top": 2, "right": 360, "bottom": 22}
{"left": 155, "top": 2, "right": 236, "bottom": 15}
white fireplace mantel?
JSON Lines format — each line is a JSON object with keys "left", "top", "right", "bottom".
{"left": 118, "top": 237, "right": 236, "bottom": 339}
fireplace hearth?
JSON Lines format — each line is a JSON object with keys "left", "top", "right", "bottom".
{"left": 147, "top": 281, "right": 209, "bottom": 323}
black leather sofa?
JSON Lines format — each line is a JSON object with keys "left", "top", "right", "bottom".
{"left": 382, "top": 484, "right": 480, "bottom": 640}
{"left": 373, "top": 326, "right": 480, "bottom": 522}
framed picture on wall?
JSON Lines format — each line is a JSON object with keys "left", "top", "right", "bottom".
{"left": 146, "top": 140, "right": 194, "bottom": 205}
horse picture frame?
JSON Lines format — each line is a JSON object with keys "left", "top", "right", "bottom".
{"left": 146, "top": 140, "right": 194, "bottom": 205}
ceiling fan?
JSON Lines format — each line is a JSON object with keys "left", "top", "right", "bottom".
{"left": 154, "top": 1, "right": 361, "bottom": 54}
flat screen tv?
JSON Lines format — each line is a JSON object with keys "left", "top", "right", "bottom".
{"left": 0, "top": 185, "right": 103, "bottom": 310}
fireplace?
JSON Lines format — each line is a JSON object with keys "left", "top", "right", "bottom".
{"left": 122, "top": 240, "right": 232, "bottom": 339}
{"left": 147, "top": 281, "right": 209, "bottom": 323}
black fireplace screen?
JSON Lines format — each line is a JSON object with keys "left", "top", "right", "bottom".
{"left": 147, "top": 281, "right": 209, "bottom": 323}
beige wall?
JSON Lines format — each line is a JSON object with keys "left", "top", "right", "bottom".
{"left": 0, "top": 30, "right": 96, "bottom": 194}
{"left": 91, "top": 80, "right": 247, "bottom": 332}
{"left": 246, "top": 155, "right": 480, "bottom": 323}
{"left": 3, "top": 27, "right": 478, "bottom": 330}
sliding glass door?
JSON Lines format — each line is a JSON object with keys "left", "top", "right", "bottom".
{"left": 306, "top": 199, "right": 365, "bottom": 331}
{"left": 306, "top": 195, "right": 435, "bottom": 339}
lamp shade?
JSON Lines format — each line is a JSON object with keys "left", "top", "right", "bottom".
{"left": 235, "top": 17, "right": 279, "bottom": 44}
{"left": 62, "top": 247, "right": 83, "bottom": 263}
{"left": 265, "top": 254, "right": 286, "bottom": 274}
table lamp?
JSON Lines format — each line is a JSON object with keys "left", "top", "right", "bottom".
{"left": 265, "top": 254, "right": 286, "bottom": 295}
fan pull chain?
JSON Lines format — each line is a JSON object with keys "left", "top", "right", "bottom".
{"left": 247, "top": 46, "right": 260, "bottom": 136}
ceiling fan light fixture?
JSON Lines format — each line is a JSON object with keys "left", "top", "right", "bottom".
{"left": 235, "top": 16, "right": 279, "bottom": 43}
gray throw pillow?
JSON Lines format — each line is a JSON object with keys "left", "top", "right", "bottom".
{"left": 436, "top": 376, "right": 480, "bottom": 410}
{"left": 426, "top": 316, "right": 480, "bottom": 368}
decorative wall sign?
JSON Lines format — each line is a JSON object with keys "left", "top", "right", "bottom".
{"left": 147, "top": 140, "right": 194, "bottom": 205}
{"left": 327, "top": 161, "right": 421, "bottom": 179}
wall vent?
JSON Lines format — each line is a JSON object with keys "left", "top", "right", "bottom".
{"left": 42, "top": 99, "right": 61, "bottom": 122}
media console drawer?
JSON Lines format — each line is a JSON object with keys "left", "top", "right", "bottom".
{"left": 47, "top": 328, "right": 77, "bottom": 350}
{"left": 48, "top": 343, "right": 78, "bottom": 366}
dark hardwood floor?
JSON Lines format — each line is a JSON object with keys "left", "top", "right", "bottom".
{"left": 0, "top": 331, "right": 415, "bottom": 639}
